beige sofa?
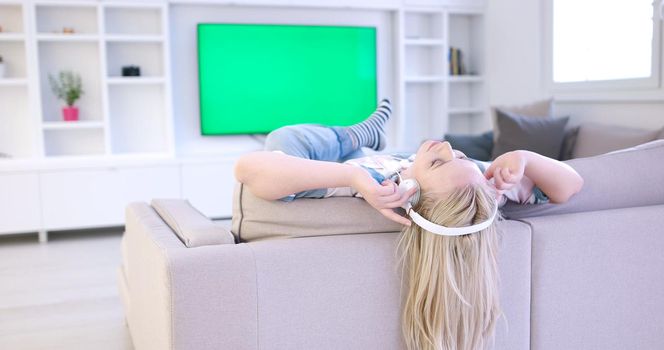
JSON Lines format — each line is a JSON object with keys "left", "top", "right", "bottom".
{"left": 119, "top": 138, "right": 664, "bottom": 350}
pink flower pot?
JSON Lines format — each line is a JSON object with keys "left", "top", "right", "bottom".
{"left": 62, "top": 106, "right": 79, "bottom": 122}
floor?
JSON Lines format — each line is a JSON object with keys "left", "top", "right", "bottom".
{"left": 0, "top": 228, "right": 134, "bottom": 350}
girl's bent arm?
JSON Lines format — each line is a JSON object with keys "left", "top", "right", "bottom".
{"left": 234, "top": 151, "right": 363, "bottom": 200}
{"left": 520, "top": 150, "right": 584, "bottom": 203}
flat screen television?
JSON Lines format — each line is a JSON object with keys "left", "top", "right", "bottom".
{"left": 197, "top": 23, "right": 377, "bottom": 135}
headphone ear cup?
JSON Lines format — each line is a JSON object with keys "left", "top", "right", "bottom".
{"left": 398, "top": 178, "right": 421, "bottom": 208}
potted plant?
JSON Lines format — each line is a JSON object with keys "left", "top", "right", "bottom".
{"left": 0, "top": 55, "right": 5, "bottom": 79}
{"left": 48, "top": 70, "right": 83, "bottom": 121}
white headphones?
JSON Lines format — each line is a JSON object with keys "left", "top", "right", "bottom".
{"left": 396, "top": 176, "right": 497, "bottom": 236}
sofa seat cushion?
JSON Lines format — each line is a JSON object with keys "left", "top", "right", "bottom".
{"left": 231, "top": 183, "right": 402, "bottom": 242}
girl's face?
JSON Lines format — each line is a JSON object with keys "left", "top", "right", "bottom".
{"left": 406, "top": 140, "right": 485, "bottom": 194}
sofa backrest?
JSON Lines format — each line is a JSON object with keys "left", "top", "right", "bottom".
{"left": 501, "top": 140, "right": 664, "bottom": 219}
{"left": 570, "top": 122, "right": 663, "bottom": 159}
{"left": 231, "top": 182, "right": 402, "bottom": 242}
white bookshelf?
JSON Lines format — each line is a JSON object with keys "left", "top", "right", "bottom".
{"left": 11, "top": 1, "right": 174, "bottom": 158}
{"left": 397, "top": 4, "right": 486, "bottom": 149}
{"left": 0, "top": 1, "right": 35, "bottom": 159}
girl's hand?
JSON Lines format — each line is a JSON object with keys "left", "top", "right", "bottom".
{"left": 352, "top": 170, "right": 417, "bottom": 226}
{"left": 484, "top": 151, "right": 527, "bottom": 193}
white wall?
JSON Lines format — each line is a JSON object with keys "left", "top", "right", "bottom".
{"left": 486, "top": 0, "right": 664, "bottom": 131}
{"left": 169, "top": 4, "right": 397, "bottom": 155}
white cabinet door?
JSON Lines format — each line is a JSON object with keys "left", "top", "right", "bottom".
{"left": 180, "top": 159, "right": 236, "bottom": 219}
{"left": 0, "top": 173, "right": 41, "bottom": 234}
{"left": 40, "top": 165, "right": 180, "bottom": 230}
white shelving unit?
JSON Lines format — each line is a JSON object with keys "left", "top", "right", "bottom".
{"left": 16, "top": 1, "right": 174, "bottom": 158}
{"left": 397, "top": 5, "right": 486, "bottom": 150}
{"left": 0, "top": 1, "right": 35, "bottom": 159}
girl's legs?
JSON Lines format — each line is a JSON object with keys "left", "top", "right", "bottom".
{"left": 263, "top": 99, "right": 392, "bottom": 200}
{"left": 264, "top": 99, "right": 392, "bottom": 162}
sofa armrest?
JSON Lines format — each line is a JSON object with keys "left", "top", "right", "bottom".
{"left": 122, "top": 202, "right": 258, "bottom": 350}
{"left": 152, "top": 198, "right": 235, "bottom": 247}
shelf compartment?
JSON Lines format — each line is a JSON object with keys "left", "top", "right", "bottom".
{"left": 0, "top": 85, "right": 35, "bottom": 158}
{"left": 404, "top": 83, "right": 445, "bottom": 149}
{"left": 104, "top": 6, "right": 162, "bottom": 36}
{"left": 108, "top": 84, "right": 168, "bottom": 154}
{"left": 42, "top": 121, "right": 105, "bottom": 130}
{"left": 106, "top": 42, "right": 164, "bottom": 78}
{"left": 36, "top": 4, "right": 98, "bottom": 35}
{"left": 404, "top": 11, "right": 443, "bottom": 40}
{"left": 0, "top": 4, "right": 24, "bottom": 34}
{"left": 405, "top": 45, "right": 445, "bottom": 77}
{"left": 43, "top": 128, "right": 105, "bottom": 157}
{"left": 449, "top": 82, "right": 485, "bottom": 110}
{"left": 38, "top": 41, "right": 103, "bottom": 123}
{"left": 448, "top": 13, "right": 484, "bottom": 76}
{"left": 0, "top": 41, "right": 27, "bottom": 78}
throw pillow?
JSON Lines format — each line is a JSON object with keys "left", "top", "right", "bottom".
{"left": 571, "top": 122, "right": 660, "bottom": 159}
{"left": 491, "top": 98, "right": 554, "bottom": 141}
{"left": 443, "top": 130, "right": 494, "bottom": 161}
{"left": 559, "top": 126, "right": 580, "bottom": 161}
{"left": 491, "top": 109, "right": 569, "bottom": 160}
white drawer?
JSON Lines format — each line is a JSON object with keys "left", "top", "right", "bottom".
{"left": 40, "top": 165, "right": 180, "bottom": 230}
{"left": 0, "top": 173, "right": 41, "bottom": 234}
{"left": 180, "top": 160, "right": 236, "bottom": 219}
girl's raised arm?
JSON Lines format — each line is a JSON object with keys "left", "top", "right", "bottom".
{"left": 485, "top": 150, "right": 584, "bottom": 204}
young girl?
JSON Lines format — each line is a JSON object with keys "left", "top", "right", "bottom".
{"left": 235, "top": 99, "right": 583, "bottom": 350}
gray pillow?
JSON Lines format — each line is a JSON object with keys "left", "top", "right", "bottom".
{"left": 492, "top": 109, "right": 569, "bottom": 160}
{"left": 444, "top": 131, "right": 494, "bottom": 161}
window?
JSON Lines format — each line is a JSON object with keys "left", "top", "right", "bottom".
{"left": 545, "top": 0, "right": 663, "bottom": 99}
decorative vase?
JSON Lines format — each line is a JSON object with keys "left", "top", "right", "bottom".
{"left": 62, "top": 106, "right": 79, "bottom": 121}
{"left": 0, "top": 63, "right": 5, "bottom": 79}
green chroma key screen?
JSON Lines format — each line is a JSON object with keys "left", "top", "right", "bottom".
{"left": 197, "top": 23, "right": 377, "bottom": 135}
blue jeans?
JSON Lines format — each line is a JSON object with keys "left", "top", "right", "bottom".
{"left": 264, "top": 124, "right": 365, "bottom": 200}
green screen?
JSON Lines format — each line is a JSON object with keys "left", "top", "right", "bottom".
{"left": 197, "top": 23, "right": 377, "bottom": 135}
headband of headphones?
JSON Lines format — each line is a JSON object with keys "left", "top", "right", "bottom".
{"left": 398, "top": 178, "right": 497, "bottom": 236}
{"left": 403, "top": 201, "right": 498, "bottom": 236}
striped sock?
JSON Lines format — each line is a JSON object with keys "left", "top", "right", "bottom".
{"left": 346, "top": 98, "right": 392, "bottom": 151}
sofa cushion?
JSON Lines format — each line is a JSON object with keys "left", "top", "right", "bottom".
{"left": 444, "top": 130, "right": 494, "bottom": 161}
{"left": 231, "top": 182, "right": 402, "bottom": 242}
{"left": 151, "top": 199, "right": 235, "bottom": 247}
{"left": 491, "top": 98, "right": 553, "bottom": 141}
{"left": 500, "top": 140, "right": 664, "bottom": 219}
{"left": 571, "top": 122, "right": 660, "bottom": 158}
{"left": 492, "top": 109, "right": 569, "bottom": 160}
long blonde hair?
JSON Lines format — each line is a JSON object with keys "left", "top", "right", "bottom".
{"left": 396, "top": 183, "right": 502, "bottom": 350}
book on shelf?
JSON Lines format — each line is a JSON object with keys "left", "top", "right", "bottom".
{"left": 448, "top": 47, "right": 466, "bottom": 75}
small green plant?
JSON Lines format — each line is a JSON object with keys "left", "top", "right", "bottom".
{"left": 48, "top": 70, "right": 83, "bottom": 107}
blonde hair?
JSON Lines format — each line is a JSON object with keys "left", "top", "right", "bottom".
{"left": 396, "top": 182, "right": 502, "bottom": 350}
